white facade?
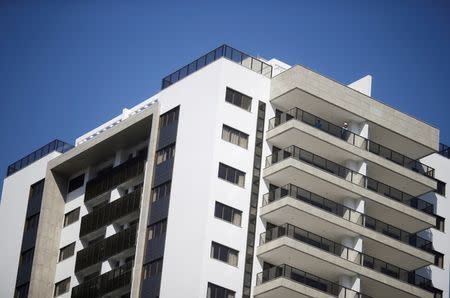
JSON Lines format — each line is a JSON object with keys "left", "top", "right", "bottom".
{"left": 0, "top": 46, "right": 449, "bottom": 298}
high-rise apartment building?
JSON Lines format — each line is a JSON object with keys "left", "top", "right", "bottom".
{"left": 0, "top": 45, "right": 448, "bottom": 298}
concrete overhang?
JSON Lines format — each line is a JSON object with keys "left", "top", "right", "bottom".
{"left": 48, "top": 102, "right": 159, "bottom": 176}
{"left": 270, "top": 65, "right": 439, "bottom": 157}
{"left": 254, "top": 277, "right": 335, "bottom": 298}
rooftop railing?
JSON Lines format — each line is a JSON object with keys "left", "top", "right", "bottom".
{"left": 260, "top": 223, "right": 441, "bottom": 295}
{"left": 438, "top": 143, "right": 450, "bottom": 159}
{"left": 256, "top": 264, "right": 371, "bottom": 298}
{"left": 161, "top": 45, "right": 272, "bottom": 89}
{"left": 268, "top": 107, "right": 435, "bottom": 178}
{"left": 6, "top": 139, "right": 73, "bottom": 177}
{"left": 263, "top": 184, "right": 433, "bottom": 253}
{"left": 265, "top": 145, "right": 435, "bottom": 215}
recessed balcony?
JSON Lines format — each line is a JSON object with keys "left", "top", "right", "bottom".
{"left": 263, "top": 145, "right": 438, "bottom": 231}
{"left": 258, "top": 224, "right": 442, "bottom": 298}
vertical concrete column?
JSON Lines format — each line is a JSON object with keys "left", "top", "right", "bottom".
{"left": 349, "top": 121, "right": 369, "bottom": 149}
{"left": 339, "top": 236, "right": 362, "bottom": 296}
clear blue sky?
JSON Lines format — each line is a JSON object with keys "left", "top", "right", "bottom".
{"left": 1, "top": 1, "right": 450, "bottom": 191}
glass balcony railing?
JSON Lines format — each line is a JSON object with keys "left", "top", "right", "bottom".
{"left": 161, "top": 44, "right": 272, "bottom": 89}
{"left": 263, "top": 184, "right": 433, "bottom": 253}
{"left": 75, "top": 226, "right": 137, "bottom": 272}
{"left": 265, "top": 145, "right": 435, "bottom": 215}
{"left": 256, "top": 264, "right": 371, "bottom": 298}
{"left": 438, "top": 143, "right": 450, "bottom": 159}
{"left": 6, "top": 139, "right": 73, "bottom": 177}
{"left": 80, "top": 188, "right": 142, "bottom": 237}
{"left": 71, "top": 262, "right": 133, "bottom": 298}
{"left": 84, "top": 154, "right": 146, "bottom": 202}
{"left": 260, "top": 224, "right": 441, "bottom": 295}
{"left": 268, "top": 108, "right": 435, "bottom": 178}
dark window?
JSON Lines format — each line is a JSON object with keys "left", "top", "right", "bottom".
{"left": 14, "top": 283, "right": 29, "bottom": 298}
{"left": 54, "top": 277, "right": 70, "bottom": 297}
{"left": 68, "top": 173, "right": 85, "bottom": 193}
{"left": 225, "top": 88, "right": 252, "bottom": 112}
{"left": 151, "top": 182, "right": 171, "bottom": 202}
{"left": 29, "top": 179, "right": 45, "bottom": 200}
{"left": 207, "top": 282, "right": 235, "bottom": 298}
{"left": 160, "top": 108, "right": 179, "bottom": 128}
{"left": 143, "top": 258, "right": 163, "bottom": 279}
{"left": 19, "top": 248, "right": 34, "bottom": 267}
{"left": 24, "top": 213, "right": 40, "bottom": 232}
{"left": 59, "top": 242, "right": 75, "bottom": 262}
{"left": 437, "top": 180, "right": 446, "bottom": 196}
{"left": 222, "top": 125, "right": 249, "bottom": 149}
{"left": 148, "top": 219, "right": 167, "bottom": 240}
{"left": 156, "top": 143, "right": 175, "bottom": 165}
{"left": 138, "top": 146, "right": 148, "bottom": 158}
{"left": 218, "top": 163, "right": 245, "bottom": 187}
{"left": 214, "top": 202, "right": 242, "bottom": 226}
{"left": 63, "top": 208, "right": 80, "bottom": 227}
{"left": 211, "top": 242, "right": 238, "bottom": 266}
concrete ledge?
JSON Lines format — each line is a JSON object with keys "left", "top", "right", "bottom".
{"left": 254, "top": 277, "right": 335, "bottom": 298}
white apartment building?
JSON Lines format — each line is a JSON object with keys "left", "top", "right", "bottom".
{"left": 0, "top": 45, "right": 448, "bottom": 298}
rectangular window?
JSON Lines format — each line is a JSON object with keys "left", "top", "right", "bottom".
{"left": 207, "top": 282, "right": 235, "bottom": 298}
{"left": 156, "top": 143, "right": 176, "bottom": 165}
{"left": 214, "top": 202, "right": 242, "bottom": 226}
{"left": 218, "top": 163, "right": 245, "bottom": 187}
{"left": 222, "top": 125, "right": 248, "bottom": 149}
{"left": 59, "top": 242, "right": 75, "bottom": 262}
{"left": 19, "top": 248, "right": 34, "bottom": 267}
{"left": 54, "top": 277, "right": 70, "bottom": 297}
{"left": 14, "top": 283, "right": 29, "bottom": 298}
{"left": 148, "top": 219, "right": 167, "bottom": 240}
{"left": 160, "top": 107, "right": 179, "bottom": 128}
{"left": 24, "top": 213, "right": 40, "bottom": 232}
{"left": 437, "top": 180, "right": 446, "bottom": 197}
{"left": 151, "top": 182, "right": 171, "bottom": 202}
{"left": 225, "top": 87, "right": 252, "bottom": 112}
{"left": 63, "top": 208, "right": 80, "bottom": 227}
{"left": 29, "top": 179, "right": 45, "bottom": 200}
{"left": 68, "top": 173, "right": 85, "bottom": 193}
{"left": 143, "top": 258, "right": 163, "bottom": 279}
{"left": 210, "top": 242, "right": 238, "bottom": 266}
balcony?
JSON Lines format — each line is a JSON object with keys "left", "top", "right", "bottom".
{"left": 255, "top": 264, "right": 370, "bottom": 298}
{"left": 263, "top": 184, "right": 433, "bottom": 254}
{"left": 71, "top": 262, "right": 132, "bottom": 298}
{"left": 84, "top": 154, "right": 146, "bottom": 203}
{"left": 80, "top": 188, "right": 142, "bottom": 238}
{"left": 259, "top": 224, "right": 442, "bottom": 298}
{"left": 266, "top": 145, "right": 435, "bottom": 216}
{"left": 268, "top": 108, "right": 435, "bottom": 178}
{"left": 75, "top": 226, "right": 137, "bottom": 273}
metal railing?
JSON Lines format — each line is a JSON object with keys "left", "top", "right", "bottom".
{"left": 268, "top": 107, "right": 435, "bottom": 178}
{"left": 260, "top": 223, "right": 440, "bottom": 294}
{"left": 80, "top": 188, "right": 142, "bottom": 237}
{"left": 84, "top": 154, "right": 146, "bottom": 202}
{"left": 161, "top": 44, "right": 272, "bottom": 89}
{"left": 6, "top": 139, "right": 73, "bottom": 177}
{"left": 71, "top": 262, "right": 133, "bottom": 298}
{"left": 265, "top": 145, "right": 435, "bottom": 215}
{"left": 439, "top": 143, "right": 450, "bottom": 159}
{"left": 262, "top": 184, "right": 433, "bottom": 252}
{"left": 256, "top": 264, "right": 371, "bottom": 298}
{"left": 75, "top": 226, "right": 137, "bottom": 272}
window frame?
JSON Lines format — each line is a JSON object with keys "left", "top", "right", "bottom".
{"left": 214, "top": 202, "right": 242, "bottom": 226}
{"left": 63, "top": 207, "right": 80, "bottom": 227}
{"left": 225, "top": 87, "right": 252, "bottom": 112}
{"left": 142, "top": 258, "right": 163, "bottom": 279}
{"left": 218, "top": 163, "right": 245, "bottom": 187}
{"left": 67, "top": 173, "right": 85, "bottom": 193}
{"left": 221, "top": 125, "right": 249, "bottom": 149}
{"left": 54, "top": 277, "right": 71, "bottom": 297}
{"left": 210, "top": 241, "right": 239, "bottom": 267}
{"left": 58, "top": 242, "right": 76, "bottom": 262}
{"left": 207, "top": 282, "right": 236, "bottom": 298}
{"left": 148, "top": 219, "right": 167, "bottom": 240}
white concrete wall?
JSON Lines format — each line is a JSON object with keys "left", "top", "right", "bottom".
{"left": 419, "top": 153, "right": 450, "bottom": 298}
{"left": 0, "top": 151, "right": 61, "bottom": 298}
{"left": 157, "top": 58, "right": 271, "bottom": 298}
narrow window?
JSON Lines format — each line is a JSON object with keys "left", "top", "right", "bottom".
{"left": 211, "top": 242, "right": 238, "bottom": 266}
{"left": 225, "top": 88, "right": 252, "bottom": 112}
{"left": 160, "top": 108, "right": 179, "bottom": 128}
{"left": 437, "top": 180, "right": 446, "bottom": 197}
{"left": 207, "top": 282, "right": 235, "bottom": 298}
{"left": 59, "top": 242, "right": 76, "bottom": 262}
{"left": 29, "top": 179, "right": 45, "bottom": 200}
{"left": 24, "top": 213, "right": 40, "bottom": 232}
{"left": 222, "top": 125, "right": 249, "bottom": 149}
{"left": 63, "top": 208, "right": 80, "bottom": 227}
{"left": 151, "top": 181, "right": 171, "bottom": 202}
{"left": 68, "top": 173, "right": 85, "bottom": 193}
{"left": 218, "top": 163, "right": 245, "bottom": 187}
{"left": 156, "top": 143, "right": 176, "bottom": 165}
{"left": 54, "top": 277, "right": 71, "bottom": 297}
{"left": 14, "top": 283, "right": 29, "bottom": 298}
{"left": 148, "top": 219, "right": 167, "bottom": 240}
{"left": 214, "top": 202, "right": 242, "bottom": 226}
{"left": 19, "top": 248, "right": 34, "bottom": 267}
{"left": 143, "top": 258, "right": 163, "bottom": 279}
